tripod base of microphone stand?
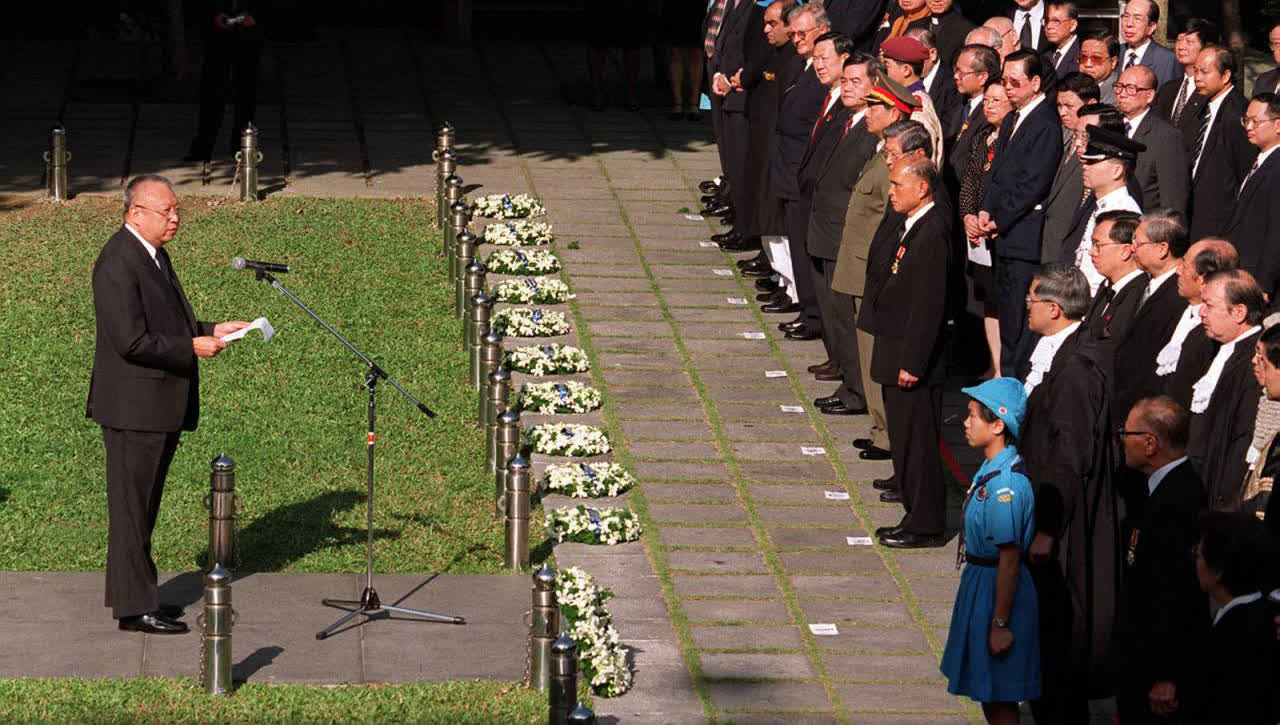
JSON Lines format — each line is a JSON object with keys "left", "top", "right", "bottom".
{"left": 315, "top": 586, "right": 465, "bottom": 640}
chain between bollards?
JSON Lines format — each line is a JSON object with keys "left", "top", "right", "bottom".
{"left": 484, "top": 368, "right": 512, "bottom": 474}
{"left": 504, "top": 454, "right": 531, "bottom": 570}
{"left": 44, "top": 124, "right": 70, "bottom": 201}
{"left": 234, "top": 124, "right": 262, "bottom": 202}
{"left": 199, "top": 563, "right": 234, "bottom": 696}
{"left": 454, "top": 235, "right": 477, "bottom": 317}
{"left": 205, "top": 453, "right": 238, "bottom": 569}
{"left": 494, "top": 409, "right": 521, "bottom": 520}
{"left": 549, "top": 634, "right": 579, "bottom": 724}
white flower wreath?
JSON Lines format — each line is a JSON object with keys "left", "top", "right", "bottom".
{"left": 485, "top": 248, "right": 562, "bottom": 275}
{"left": 482, "top": 220, "right": 554, "bottom": 246}
{"left": 546, "top": 505, "right": 642, "bottom": 546}
{"left": 495, "top": 277, "right": 574, "bottom": 304}
{"left": 519, "top": 381, "right": 602, "bottom": 414}
{"left": 556, "top": 566, "right": 634, "bottom": 697}
{"left": 507, "top": 344, "right": 591, "bottom": 376}
{"left": 526, "top": 422, "right": 611, "bottom": 457}
{"left": 471, "top": 193, "right": 546, "bottom": 219}
{"left": 492, "top": 307, "right": 571, "bottom": 338}
{"left": 543, "top": 462, "right": 636, "bottom": 498}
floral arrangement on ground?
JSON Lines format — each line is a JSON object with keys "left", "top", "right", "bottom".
{"left": 471, "top": 193, "right": 546, "bottom": 219}
{"left": 485, "top": 248, "right": 561, "bottom": 275}
{"left": 557, "top": 566, "right": 633, "bottom": 697}
{"left": 482, "top": 220, "right": 554, "bottom": 246}
{"left": 519, "top": 381, "right": 602, "bottom": 414}
{"left": 492, "top": 307, "right": 571, "bottom": 337}
{"left": 526, "top": 422, "right": 611, "bottom": 457}
{"left": 495, "top": 277, "right": 573, "bottom": 304}
{"left": 546, "top": 505, "right": 642, "bottom": 546}
{"left": 542, "top": 461, "right": 636, "bottom": 498}
{"left": 507, "top": 344, "right": 591, "bottom": 376}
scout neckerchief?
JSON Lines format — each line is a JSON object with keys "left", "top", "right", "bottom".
{"left": 956, "top": 456, "right": 1027, "bottom": 570}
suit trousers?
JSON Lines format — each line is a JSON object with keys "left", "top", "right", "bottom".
{"left": 720, "top": 111, "right": 750, "bottom": 216}
{"left": 811, "top": 256, "right": 865, "bottom": 408}
{"left": 995, "top": 255, "right": 1039, "bottom": 377}
{"left": 102, "top": 426, "right": 180, "bottom": 619}
{"left": 783, "top": 198, "right": 822, "bottom": 332}
{"left": 883, "top": 383, "right": 944, "bottom": 534}
{"left": 856, "top": 327, "right": 890, "bottom": 449}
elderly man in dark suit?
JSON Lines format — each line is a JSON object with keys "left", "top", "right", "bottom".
{"left": 1155, "top": 18, "right": 1217, "bottom": 131}
{"left": 943, "top": 44, "right": 999, "bottom": 197}
{"left": 860, "top": 157, "right": 952, "bottom": 549}
{"left": 1042, "top": 0, "right": 1080, "bottom": 76}
{"left": 1222, "top": 93, "right": 1280, "bottom": 302}
{"left": 1160, "top": 239, "right": 1237, "bottom": 409}
{"left": 1188, "top": 45, "right": 1256, "bottom": 242}
{"left": 1079, "top": 27, "right": 1121, "bottom": 105}
{"left": 1117, "top": 65, "right": 1189, "bottom": 214}
{"left": 1253, "top": 23, "right": 1280, "bottom": 96}
{"left": 1040, "top": 73, "right": 1099, "bottom": 264}
{"left": 1112, "top": 396, "right": 1208, "bottom": 725}
{"left": 1118, "top": 0, "right": 1179, "bottom": 88}
{"left": 969, "top": 49, "right": 1062, "bottom": 376}
{"left": 87, "top": 175, "right": 248, "bottom": 634}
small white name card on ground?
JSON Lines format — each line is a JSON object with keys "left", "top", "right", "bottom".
{"left": 809, "top": 623, "right": 839, "bottom": 636}
{"left": 683, "top": 213, "right": 705, "bottom": 221}
{"left": 712, "top": 268, "right": 734, "bottom": 277}
{"left": 699, "top": 241, "right": 718, "bottom": 248}
{"left": 801, "top": 446, "right": 827, "bottom": 456}
{"left": 846, "top": 536, "right": 874, "bottom": 546}
{"left": 727, "top": 297, "right": 749, "bottom": 305}
{"left": 823, "top": 490, "right": 850, "bottom": 500}
{"left": 780, "top": 405, "right": 805, "bottom": 413}
{"left": 740, "top": 331, "right": 766, "bottom": 340}
{"left": 764, "top": 370, "right": 787, "bottom": 378}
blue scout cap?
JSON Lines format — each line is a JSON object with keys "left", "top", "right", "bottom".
{"left": 960, "top": 377, "right": 1027, "bottom": 440}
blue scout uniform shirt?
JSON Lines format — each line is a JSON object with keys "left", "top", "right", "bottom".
{"left": 963, "top": 446, "right": 1035, "bottom": 558}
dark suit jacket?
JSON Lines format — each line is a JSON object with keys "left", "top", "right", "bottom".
{"left": 927, "top": 61, "right": 963, "bottom": 141}
{"left": 1112, "top": 275, "right": 1186, "bottom": 429}
{"left": 930, "top": 9, "right": 975, "bottom": 66}
{"left": 859, "top": 205, "right": 951, "bottom": 385}
{"left": 798, "top": 101, "right": 850, "bottom": 196}
{"left": 1129, "top": 40, "right": 1180, "bottom": 88}
{"left": 87, "top": 226, "right": 213, "bottom": 433}
{"left": 708, "top": 0, "right": 754, "bottom": 113}
{"left": 1194, "top": 598, "right": 1280, "bottom": 725}
{"left": 1156, "top": 74, "right": 1207, "bottom": 137}
{"left": 1189, "top": 88, "right": 1257, "bottom": 241}
{"left": 1131, "top": 111, "right": 1189, "bottom": 215}
{"left": 1189, "top": 329, "right": 1262, "bottom": 510}
{"left": 944, "top": 97, "right": 985, "bottom": 197}
{"left": 1084, "top": 271, "right": 1148, "bottom": 345}
{"left": 1255, "top": 67, "right": 1280, "bottom": 96}
{"left": 1163, "top": 325, "right": 1217, "bottom": 410}
{"left": 825, "top": 0, "right": 888, "bottom": 52}
{"left": 1222, "top": 149, "right": 1280, "bottom": 300}
{"left": 1041, "top": 135, "right": 1085, "bottom": 264}
{"left": 770, "top": 66, "right": 826, "bottom": 201}
{"left": 1043, "top": 36, "right": 1080, "bottom": 77}
{"left": 1112, "top": 461, "right": 1208, "bottom": 697}
{"left": 979, "top": 95, "right": 1062, "bottom": 262}
{"left": 805, "top": 120, "right": 879, "bottom": 260}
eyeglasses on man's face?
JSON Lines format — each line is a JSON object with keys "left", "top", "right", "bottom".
{"left": 1113, "top": 82, "right": 1154, "bottom": 96}
{"left": 788, "top": 25, "right": 817, "bottom": 40}
{"left": 133, "top": 204, "right": 183, "bottom": 219}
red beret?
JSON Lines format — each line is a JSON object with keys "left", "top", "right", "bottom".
{"left": 880, "top": 36, "right": 929, "bottom": 63}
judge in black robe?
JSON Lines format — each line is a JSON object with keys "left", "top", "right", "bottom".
{"left": 1163, "top": 324, "right": 1217, "bottom": 409}
{"left": 1189, "top": 328, "right": 1262, "bottom": 511}
{"left": 1112, "top": 273, "right": 1187, "bottom": 431}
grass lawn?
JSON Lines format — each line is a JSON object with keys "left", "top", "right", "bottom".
{"left": 0, "top": 196, "right": 539, "bottom": 574}
{"left": 0, "top": 678, "right": 547, "bottom": 723}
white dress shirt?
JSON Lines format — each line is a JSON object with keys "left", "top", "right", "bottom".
{"left": 1124, "top": 108, "right": 1149, "bottom": 139}
{"left": 1125, "top": 39, "right": 1151, "bottom": 70}
{"left": 902, "top": 201, "right": 936, "bottom": 237}
{"left": 1191, "top": 325, "right": 1262, "bottom": 414}
{"left": 922, "top": 62, "right": 940, "bottom": 94}
{"left": 1051, "top": 35, "right": 1077, "bottom": 69}
{"left": 1014, "top": 1, "right": 1044, "bottom": 50}
{"left": 1213, "top": 592, "right": 1263, "bottom": 627}
{"left": 1074, "top": 186, "right": 1142, "bottom": 294}
{"left": 1024, "top": 320, "right": 1081, "bottom": 394}
{"left": 1011, "top": 93, "right": 1047, "bottom": 138}
{"left": 1147, "top": 455, "right": 1188, "bottom": 495}
{"left": 1142, "top": 265, "right": 1178, "bottom": 304}
{"left": 124, "top": 223, "right": 162, "bottom": 270}
{"left": 1156, "top": 303, "right": 1203, "bottom": 376}
{"left": 1193, "top": 84, "right": 1235, "bottom": 177}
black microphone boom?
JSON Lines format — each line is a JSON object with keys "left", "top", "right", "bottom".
{"left": 232, "top": 256, "right": 290, "bottom": 274}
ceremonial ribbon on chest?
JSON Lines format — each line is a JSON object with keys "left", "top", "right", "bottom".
{"left": 1126, "top": 528, "right": 1139, "bottom": 567}
{"left": 891, "top": 244, "right": 906, "bottom": 275}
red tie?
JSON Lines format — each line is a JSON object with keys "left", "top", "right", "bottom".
{"left": 807, "top": 96, "right": 833, "bottom": 153}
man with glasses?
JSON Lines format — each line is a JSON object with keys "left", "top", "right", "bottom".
{"left": 1222, "top": 93, "right": 1280, "bottom": 302}
{"left": 87, "top": 175, "right": 248, "bottom": 635}
{"left": 1078, "top": 26, "right": 1121, "bottom": 105}
{"left": 1083, "top": 209, "right": 1147, "bottom": 344}
{"left": 1155, "top": 18, "right": 1218, "bottom": 130}
{"left": 1117, "top": 0, "right": 1179, "bottom": 88}
{"left": 1113, "top": 395, "right": 1206, "bottom": 725}
{"left": 1117, "top": 65, "right": 1189, "bottom": 215}
{"left": 1041, "top": 1, "right": 1079, "bottom": 75}
{"left": 1064, "top": 121, "right": 1143, "bottom": 296}
{"left": 1188, "top": 45, "right": 1255, "bottom": 242}
{"left": 1256, "top": 23, "right": 1280, "bottom": 96}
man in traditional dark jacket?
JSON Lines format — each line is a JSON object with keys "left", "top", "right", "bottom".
{"left": 1160, "top": 239, "right": 1237, "bottom": 408}
{"left": 1020, "top": 263, "right": 1121, "bottom": 722}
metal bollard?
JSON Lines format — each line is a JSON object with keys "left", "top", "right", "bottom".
{"left": 494, "top": 409, "right": 521, "bottom": 519}
{"left": 447, "top": 200, "right": 469, "bottom": 279}
{"left": 504, "top": 454, "right": 531, "bottom": 570}
{"left": 484, "top": 368, "right": 512, "bottom": 471}
{"left": 476, "top": 328, "right": 503, "bottom": 393}
{"left": 549, "top": 634, "right": 579, "bottom": 724}
{"left": 454, "top": 233, "right": 477, "bottom": 317}
{"left": 234, "top": 123, "right": 263, "bottom": 202}
{"left": 567, "top": 703, "right": 597, "bottom": 724}
{"left": 527, "top": 564, "right": 559, "bottom": 690}
{"left": 199, "top": 563, "right": 234, "bottom": 696}
{"left": 434, "top": 121, "right": 455, "bottom": 159}
{"left": 463, "top": 261, "right": 487, "bottom": 318}
{"left": 436, "top": 150, "right": 457, "bottom": 230}
{"left": 465, "top": 290, "right": 492, "bottom": 357}
{"left": 205, "top": 453, "right": 238, "bottom": 569}
{"left": 44, "top": 124, "right": 71, "bottom": 201}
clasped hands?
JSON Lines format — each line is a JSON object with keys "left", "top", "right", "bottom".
{"left": 712, "top": 69, "right": 745, "bottom": 97}
{"left": 962, "top": 211, "right": 999, "bottom": 247}
{"left": 193, "top": 321, "right": 251, "bottom": 359}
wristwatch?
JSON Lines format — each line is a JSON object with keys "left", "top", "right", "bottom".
{"left": 991, "top": 616, "right": 1009, "bottom": 629}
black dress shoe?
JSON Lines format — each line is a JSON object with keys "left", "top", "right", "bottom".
{"left": 820, "top": 402, "right": 865, "bottom": 415}
{"left": 755, "top": 277, "right": 780, "bottom": 292}
{"left": 736, "top": 251, "right": 767, "bottom": 268}
{"left": 159, "top": 604, "right": 185, "bottom": 619}
{"left": 785, "top": 327, "right": 820, "bottom": 341}
{"left": 713, "top": 231, "right": 741, "bottom": 244}
{"left": 879, "top": 530, "right": 948, "bottom": 549}
{"left": 859, "top": 446, "right": 891, "bottom": 461}
{"left": 703, "top": 204, "right": 733, "bottom": 218}
{"left": 721, "top": 237, "right": 762, "bottom": 252}
{"left": 757, "top": 290, "right": 788, "bottom": 304}
{"left": 807, "top": 360, "right": 834, "bottom": 374}
{"left": 879, "top": 488, "right": 903, "bottom": 503}
{"left": 852, "top": 438, "right": 875, "bottom": 450}
{"left": 813, "top": 370, "right": 843, "bottom": 381}
{"left": 740, "top": 264, "right": 771, "bottom": 278}
{"left": 872, "top": 477, "right": 898, "bottom": 491}
{"left": 699, "top": 179, "right": 721, "bottom": 193}
{"left": 779, "top": 317, "right": 805, "bottom": 331}
{"left": 814, "top": 394, "right": 842, "bottom": 408}
{"left": 763, "top": 301, "right": 801, "bottom": 314}
{"left": 875, "top": 524, "right": 903, "bottom": 538}
{"left": 119, "top": 612, "right": 189, "bottom": 634}
{"left": 720, "top": 215, "right": 734, "bottom": 226}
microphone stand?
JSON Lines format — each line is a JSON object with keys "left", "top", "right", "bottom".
{"left": 250, "top": 270, "right": 465, "bottom": 639}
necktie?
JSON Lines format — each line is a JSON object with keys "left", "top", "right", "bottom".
{"left": 1192, "top": 103, "right": 1211, "bottom": 177}
{"left": 1007, "top": 109, "right": 1022, "bottom": 143}
{"left": 1239, "top": 158, "right": 1261, "bottom": 198}
{"left": 1124, "top": 50, "right": 1138, "bottom": 71}
{"left": 704, "top": 0, "right": 729, "bottom": 58}
{"left": 156, "top": 248, "right": 179, "bottom": 292}
{"left": 1018, "top": 11, "right": 1033, "bottom": 49}
{"left": 808, "top": 95, "right": 833, "bottom": 153}
{"left": 839, "top": 114, "right": 856, "bottom": 141}
{"left": 1171, "top": 76, "right": 1192, "bottom": 124}
{"left": 1124, "top": 120, "right": 1133, "bottom": 138}
{"left": 1051, "top": 48, "right": 1062, "bottom": 69}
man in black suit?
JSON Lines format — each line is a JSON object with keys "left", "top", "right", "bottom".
{"left": 860, "top": 158, "right": 951, "bottom": 549}
{"left": 87, "top": 175, "right": 248, "bottom": 634}
{"left": 1253, "top": 23, "right": 1280, "bottom": 97}
{"left": 1117, "top": 0, "right": 1179, "bottom": 88}
{"left": 970, "top": 49, "right": 1061, "bottom": 376}
{"left": 804, "top": 51, "right": 880, "bottom": 415}
{"left": 1042, "top": 0, "right": 1080, "bottom": 76}
{"left": 943, "top": 44, "right": 1000, "bottom": 195}
{"left": 923, "top": 0, "right": 974, "bottom": 66}
{"left": 1010, "top": 0, "right": 1051, "bottom": 54}
{"left": 1189, "top": 268, "right": 1264, "bottom": 511}
{"left": 905, "top": 28, "right": 961, "bottom": 139}
{"left": 1155, "top": 18, "right": 1217, "bottom": 131}
{"left": 1040, "top": 73, "right": 1099, "bottom": 264}
{"left": 1222, "top": 93, "right": 1280, "bottom": 302}
{"left": 824, "top": 0, "right": 888, "bottom": 52}
{"left": 1160, "top": 239, "right": 1237, "bottom": 409}
{"left": 707, "top": 0, "right": 756, "bottom": 223}
{"left": 1188, "top": 45, "right": 1256, "bottom": 242}
{"left": 1117, "top": 65, "right": 1189, "bottom": 214}
{"left": 1113, "top": 395, "right": 1208, "bottom": 725}
{"left": 1082, "top": 210, "right": 1148, "bottom": 347}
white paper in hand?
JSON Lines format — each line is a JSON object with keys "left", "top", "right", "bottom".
{"left": 220, "top": 317, "right": 275, "bottom": 343}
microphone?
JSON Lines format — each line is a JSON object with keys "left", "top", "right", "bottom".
{"left": 232, "top": 256, "right": 290, "bottom": 274}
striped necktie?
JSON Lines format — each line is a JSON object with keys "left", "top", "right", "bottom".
{"left": 704, "top": 0, "right": 729, "bottom": 58}
{"left": 1171, "top": 76, "right": 1192, "bottom": 124}
{"left": 1239, "top": 157, "right": 1262, "bottom": 198}
{"left": 1192, "top": 103, "right": 1211, "bottom": 177}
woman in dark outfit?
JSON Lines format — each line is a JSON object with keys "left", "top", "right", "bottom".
{"left": 660, "top": 0, "right": 707, "bottom": 120}
{"left": 587, "top": 2, "right": 650, "bottom": 111}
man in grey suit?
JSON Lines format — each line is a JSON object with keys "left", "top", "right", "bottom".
{"left": 1118, "top": 0, "right": 1180, "bottom": 88}
{"left": 1041, "top": 72, "right": 1099, "bottom": 264}
{"left": 1079, "top": 26, "right": 1120, "bottom": 105}
{"left": 1117, "top": 65, "right": 1189, "bottom": 214}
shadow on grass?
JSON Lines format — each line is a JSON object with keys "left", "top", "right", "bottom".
{"left": 0, "top": 487, "right": 8, "bottom": 508}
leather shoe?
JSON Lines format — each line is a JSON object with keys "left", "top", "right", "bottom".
{"left": 852, "top": 438, "right": 875, "bottom": 450}
{"left": 778, "top": 317, "right": 805, "bottom": 332}
{"left": 813, "top": 394, "right": 842, "bottom": 408}
{"left": 879, "top": 530, "right": 948, "bottom": 549}
{"left": 159, "top": 604, "right": 185, "bottom": 619}
{"left": 119, "top": 612, "right": 189, "bottom": 634}
{"left": 872, "top": 477, "right": 897, "bottom": 491}
{"left": 763, "top": 301, "right": 801, "bottom": 314}
{"left": 699, "top": 179, "right": 722, "bottom": 193}
{"left": 755, "top": 277, "right": 780, "bottom": 292}
{"left": 875, "top": 524, "right": 903, "bottom": 538}
{"left": 703, "top": 204, "right": 732, "bottom": 218}
{"left": 712, "top": 231, "right": 740, "bottom": 244}
{"left": 860, "top": 446, "right": 891, "bottom": 461}
{"left": 740, "top": 263, "right": 771, "bottom": 278}
{"left": 720, "top": 237, "right": 761, "bottom": 252}
{"left": 879, "top": 488, "right": 903, "bottom": 503}
{"left": 757, "top": 290, "right": 788, "bottom": 304}
{"left": 807, "top": 360, "right": 835, "bottom": 374}
{"left": 737, "top": 255, "right": 767, "bottom": 270}
{"left": 720, "top": 215, "right": 735, "bottom": 226}
{"left": 820, "top": 402, "right": 865, "bottom": 415}
{"left": 814, "top": 369, "right": 842, "bottom": 381}
{"left": 785, "top": 327, "right": 820, "bottom": 341}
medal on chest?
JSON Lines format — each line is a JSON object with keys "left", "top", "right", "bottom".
{"left": 764, "top": 71, "right": 776, "bottom": 81}
{"left": 891, "top": 244, "right": 906, "bottom": 275}
{"left": 1126, "top": 528, "right": 1140, "bottom": 566}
